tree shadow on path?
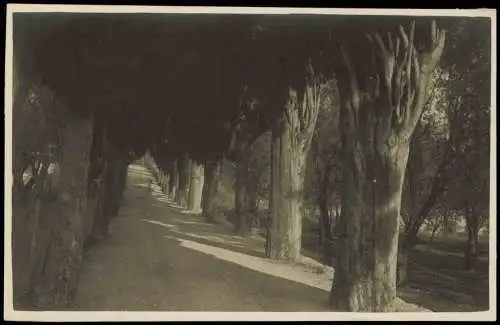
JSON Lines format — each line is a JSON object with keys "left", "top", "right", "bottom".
{"left": 71, "top": 164, "right": 332, "bottom": 312}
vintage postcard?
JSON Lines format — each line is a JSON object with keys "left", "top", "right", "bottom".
{"left": 4, "top": 5, "right": 496, "bottom": 322}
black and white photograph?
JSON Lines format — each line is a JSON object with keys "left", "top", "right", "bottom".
{"left": 4, "top": 5, "right": 496, "bottom": 321}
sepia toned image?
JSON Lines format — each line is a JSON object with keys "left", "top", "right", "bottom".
{"left": 4, "top": 5, "right": 496, "bottom": 321}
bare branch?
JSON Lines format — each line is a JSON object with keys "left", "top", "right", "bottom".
{"left": 387, "top": 32, "right": 394, "bottom": 53}
{"left": 374, "top": 32, "right": 395, "bottom": 89}
{"left": 407, "top": 21, "right": 416, "bottom": 90}
{"left": 283, "top": 101, "right": 293, "bottom": 127}
{"left": 373, "top": 32, "right": 388, "bottom": 58}
{"left": 393, "top": 66, "right": 404, "bottom": 123}
{"left": 401, "top": 21, "right": 416, "bottom": 125}
{"left": 398, "top": 25, "right": 409, "bottom": 49}
{"left": 412, "top": 53, "right": 420, "bottom": 89}
{"left": 431, "top": 20, "right": 437, "bottom": 44}
{"left": 366, "top": 34, "right": 381, "bottom": 97}
{"left": 395, "top": 37, "right": 401, "bottom": 59}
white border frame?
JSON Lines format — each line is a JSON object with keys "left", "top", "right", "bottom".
{"left": 4, "top": 5, "right": 497, "bottom": 322}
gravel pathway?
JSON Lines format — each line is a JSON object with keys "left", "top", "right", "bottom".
{"left": 71, "top": 164, "right": 330, "bottom": 311}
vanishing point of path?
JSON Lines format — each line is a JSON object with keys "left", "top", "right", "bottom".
{"left": 71, "top": 163, "right": 330, "bottom": 311}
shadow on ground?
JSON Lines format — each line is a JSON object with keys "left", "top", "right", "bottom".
{"left": 75, "top": 164, "right": 488, "bottom": 312}
{"left": 132, "top": 186, "right": 268, "bottom": 260}
{"left": 72, "top": 165, "right": 331, "bottom": 311}
{"left": 298, "top": 206, "right": 490, "bottom": 312}
{"left": 397, "top": 243, "right": 489, "bottom": 312}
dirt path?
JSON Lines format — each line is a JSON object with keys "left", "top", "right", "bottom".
{"left": 71, "top": 164, "right": 330, "bottom": 311}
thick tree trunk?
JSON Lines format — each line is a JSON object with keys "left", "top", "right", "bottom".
{"left": 188, "top": 161, "right": 205, "bottom": 213}
{"left": 26, "top": 159, "right": 50, "bottom": 298}
{"left": 86, "top": 171, "right": 108, "bottom": 244}
{"left": 84, "top": 124, "right": 108, "bottom": 244}
{"left": 12, "top": 59, "right": 31, "bottom": 200}
{"left": 265, "top": 120, "right": 307, "bottom": 261}
{"left": 329, "top": 142, "right": 409, "bottom": 312}
{"left": 158, "top": 172, "right": 164, "bottom": 190}
{"left": 265, "top": 83, "right": 320, "bottom": 262}
{"left": 329, "top": 20, "right": 445, "bottom": 312}
{"left": 159, "top": 162, "right": 169, "bottom": 193}
{"left": 235, "top": 144, "right": 252, "bottom": 236}
{"left": 177, "top": 154, "right": 191, "bottom": 208}
{"left": 110, "top": 155, "right": 128, "bottom": 217}
{"left": 162, "top": 171, "right": 170, "bottom": 194}
{"left": 49, "top": 116, "right": 94, "bottom": 308}
{"left": 202, "top": 160, "right": 221, "bottom": 223}
{"left": 169, "top": 159, "right": 179, "bottom": 200}
{"left": 98, "top": 171, "right": 116, "bottom": 236}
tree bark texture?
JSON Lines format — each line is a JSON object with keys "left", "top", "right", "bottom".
{"left": 266, "top": 80, "right": 321, "bottom": 262}
{"left": 162, "top": 171, "right": 170, "bottom": 194}
{"left": 177, "top": 154, "right": 192, "bottom": 208}
{"left": 86, "top": 170, "right": 107, "bottom": 243}
{"left": 234, "top": 143, "right": 252, "bottom": 236}
{"left": 25, "top": 159, "right": 51, "bottom": 301}
{"left": 202, "top": 160, "right": 221, "bottom": 223}
{"left": 329, "top": 21, "right": 446, "bottom": 312}
{"left": 83, "top": 123, "right": 108, "bottom": 244}
{"left": 108, "top": 152, "right": 128, "bottom": 218}
{"left": 188, "top": 161, "right": 205, "bottom": 213}
{"left": 45, "top": 116, "right": 94, "bottom": 308}
{"left": 169, "top": 159, "right": 179, "bottom": 200}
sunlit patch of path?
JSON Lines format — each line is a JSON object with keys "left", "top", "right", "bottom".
{"left": 71, "top": 163, "right": 331, "bottom": 311}
{"left": 141, "top": 218, "right": 333, "bottom": 292}
{"left": 71, "top": 163, "right": 431, "bottom": 312}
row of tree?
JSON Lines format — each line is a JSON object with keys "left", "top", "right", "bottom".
{"left": 145, "top": 17, "right": 490, "bottom": 311}
{"left": 12, "top": 13, "right": 490, "bottom": 311}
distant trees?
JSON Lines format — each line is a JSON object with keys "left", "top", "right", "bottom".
{"left": 398, "top": 67, "right": 451, "bottom": 285}
{"left": 306, "top": 79, "right": 342, "bottom": 266}
{"left": 397, "top": 18, "right": 491, "bottom": 282}
{"left": 441, "top": 19, "right": 491, "bottom": 271}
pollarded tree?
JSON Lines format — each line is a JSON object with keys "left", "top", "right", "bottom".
{"left": 329, "top": 19, "right": 446, "bottom": 311}
{"left": 244, "top": 19, "right": 332, "bottom": 262}
{"left": 265, "top": 61, "right": 326, "bottom": 261}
